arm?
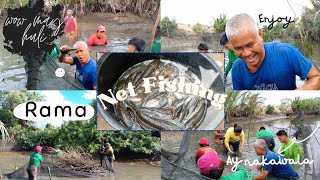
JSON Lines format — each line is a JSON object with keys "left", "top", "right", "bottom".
{"left": 296, "top": 66, "right": 320, "bottom": 90}
{"left": 224, "top": 133, "right": 234, "bottom": 154}
{"left": 73, "top": 18, "right": 78, "bottom": 36}
{"left": 254, "top": 170, "right": 269, "bottom": 180}
{"left": 293, "top": 144, "right": 303, "bottom": 163}
{"left": 240, "top": 132, "right": 245, "bottom": 152}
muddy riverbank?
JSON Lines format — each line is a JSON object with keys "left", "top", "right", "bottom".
{"left": 0, "top": 151, "right": 160, "bottom": 180}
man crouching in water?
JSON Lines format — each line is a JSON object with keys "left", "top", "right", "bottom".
{"left": 100, "top": 140, "right": 115, "bottom": 173}
{"left": 59, "top": 41, "right": 97, "bottom": 90}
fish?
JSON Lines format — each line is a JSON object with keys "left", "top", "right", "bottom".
{"left": 112, "top": 59, "right": 207, "bottom": 130}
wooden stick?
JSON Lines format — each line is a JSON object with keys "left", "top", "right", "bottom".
{"left": 149, "top": 6, "right": 161, "bottom": 52}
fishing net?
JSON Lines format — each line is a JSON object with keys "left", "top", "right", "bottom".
{"left": 161, "top": 132, "right": 255, "bottom": 180}
{"left": 22, "top": 51, "right": 84, "bottom": 90}
{"left": 5, "top": 151, "right": 111, "bottom": 179}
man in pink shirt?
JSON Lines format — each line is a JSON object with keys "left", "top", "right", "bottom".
{"left": 87, "top": 25, "right": 108, "bottom": 46}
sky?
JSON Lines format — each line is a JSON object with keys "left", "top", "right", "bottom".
{"left": 161, "top": 0, "right": 314, "bottom": 26}
{"left": 250, "top": 91, "right": 320, "bottom": 106}
{"left": 32, "top": 90, "right": 96, "bottom": 128}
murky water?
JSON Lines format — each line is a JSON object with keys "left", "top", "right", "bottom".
{"left": 0, "top": 152, "right": 160, "bottom": 180}
{"left": 161, "top": 116, "right": 320, "bottom": 179}
{"left": 0, "top": 17, "right": 132, "bottom": 90}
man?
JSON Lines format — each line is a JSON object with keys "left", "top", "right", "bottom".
{"left": 128, "top": 37, "right": 146, "bottom": 52}
{"left": 224, "top": 124, "right": 245, "bottom": 156}
{"left": 225, "top": 13, "right": 320, "bottom": 90}
{"left": 87, "top": 25, "right": 108, "bottom": 46}
{"left": 254, "top": 139, "right": 299, "bottom": 180}
{"left": 220, "top": 33, "right": 238, "bottom": 77}
{"left": 276, "top": 130, "right": 303, "bottom": 163}
{"left": 100, "top": 140, "right": 115, "bottom": 173}
{"left": 59, "top": 41, "right": 97, "bottom": 90}
{"left": 257, "top": 126, "right": 275, "bottom": 151}
{"left": 27, "top": 146, "right": 43, "bottom": 180}
{"left": 198, "top": 43, "right": 209, "bottom": 52}
{"left": 195, "top": 138, "right": 215, "bottom": 162}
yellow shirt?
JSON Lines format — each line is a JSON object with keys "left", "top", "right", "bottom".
{"left": 224, "top": 127, "right": 245, "bottom": 144}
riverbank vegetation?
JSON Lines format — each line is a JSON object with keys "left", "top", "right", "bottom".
{"left": 0, "top": 91, "right": 160, "bottom": 158}
{"left": 225, "top": 91, "right": 320, "bottom": 120}
{"left": 0, "top": 0, "right": 160, "bottom": 17}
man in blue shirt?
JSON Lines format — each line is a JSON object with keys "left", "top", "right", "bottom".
{"left": 225, "top": 13, "right": 320, "bottom": 90}
{"left": 59, "top": 41, "right": 97, "bottom": 90}
{"left": 253, "top": 139, "right": 299, "bottom": 180}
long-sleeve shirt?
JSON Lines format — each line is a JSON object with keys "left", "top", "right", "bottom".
{"left": 278, "top": 139, "right": 303, "bottom": 163}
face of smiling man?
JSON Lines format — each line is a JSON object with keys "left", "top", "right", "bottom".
{"left": 229, "top": 29, "right": 265, "bottom": 72}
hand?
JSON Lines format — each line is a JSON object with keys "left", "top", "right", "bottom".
{"left": 239, "top": 146, "right": 243, "bottom": 152}
{"left": 60, "top": 45, "right": 69, "bottom": 53}
{"left": 229, "top": 150, "right": 234, "bottom": 155}
{"left": 256, "top": 164, "right": 262, "bottom": 170}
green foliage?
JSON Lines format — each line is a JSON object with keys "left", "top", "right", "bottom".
{"left": 213, "top": 14, "right": 227, "bottom": 33}
{"left": 0, "top": 91, "right": 44, "bottom": 128}
{"left": 103, "top": 131, "right": 160, "bottom": 154}
{"left": 0, "top": 109, "right": 17, "bottom": 128}
{"left": 225, "top": 91, "right": 265, "bottom": 117}
{"left": 161, "top": 16, "right": 178, "bottom": 37}
{"left": 10, "top": 119, "right": 160, "bottom": 155}
{"left": 291, "top": 97, "right": 320, "bottom": 112}
{"left": 192, "top": 23, "right": 204, "bottom": 35}
{"left": 265, "top": 105, "right": 274, "bottom": 114}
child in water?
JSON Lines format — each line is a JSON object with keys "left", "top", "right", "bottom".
{"left": 64, "top": 9, "right": 78, "bottom": 43}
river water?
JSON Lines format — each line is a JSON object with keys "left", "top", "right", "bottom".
{"left": 0, "top": 14, "right": 138, "bottom": 90}
{"left": 161, "top": 116, "right": 320, "bottom": 180}
{"left": 0, "top": 152, "right": 160, "bottom": 180}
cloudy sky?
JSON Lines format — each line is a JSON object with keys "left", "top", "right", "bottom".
{"left": 162, "top": 0, "right": 313, "bottom": 26}
{"left": 252, "top": 91, "right": 320, "bottom": 106}
{"left": 33, "top": 90, "right": 96, "bottom": 127}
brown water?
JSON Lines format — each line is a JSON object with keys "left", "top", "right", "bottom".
{"left": 0, "top": 152, "right": 160, "bottom": 180}
{"left": 161, "top": 116, "right": 320, "bottom": 180}
{"left": 0, "top": 12, "right": 152, "bottom": 90}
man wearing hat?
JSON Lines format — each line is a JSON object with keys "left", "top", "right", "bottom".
{"left": 87, "top": 25, "right": 108, "bottom": 46}
{"left": 195, "top": 138, "right": 215, "bottom": 162}
{"left": 27, "top": 146, "right": 43, "bottom": 180}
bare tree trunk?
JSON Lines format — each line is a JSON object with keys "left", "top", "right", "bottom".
{"left": 80, "top": 0, "right": 85, "bottom": 15}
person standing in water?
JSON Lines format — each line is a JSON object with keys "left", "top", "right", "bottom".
{"left": 101, "top": 140, "right": 115, "bottom": 173}
{"left": 27, "top": 146, "right": 43, "bottom": 180}
{"left": 64, "top": 9, "right": 78, "bottom": 43}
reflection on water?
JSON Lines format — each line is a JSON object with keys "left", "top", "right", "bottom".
{"left": 0, "top": 153, "right": 160, "bottom": 180}
{"left": 0, "top": 20, "right": 130, "bottom": 90}
{"left": 162, "top": 116, "right": 320, "bottom": 179}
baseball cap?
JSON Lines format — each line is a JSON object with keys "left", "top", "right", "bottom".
{"left": 199, "top": 138, "right": 209, "bottom": 145}
{"left": 97, "top": 25, "right": 106, "bottom": 32}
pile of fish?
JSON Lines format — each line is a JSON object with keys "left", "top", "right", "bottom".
{"left": 113, "top": 59, "right": 207, "bottom": 130}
